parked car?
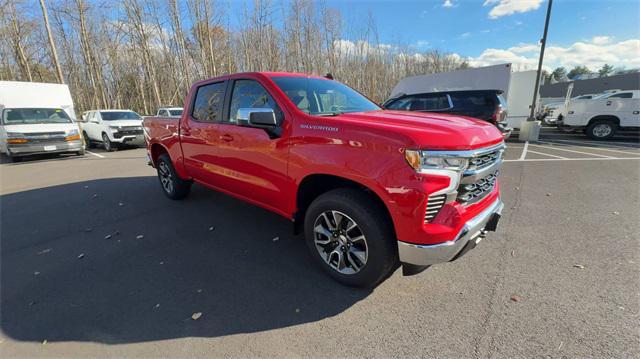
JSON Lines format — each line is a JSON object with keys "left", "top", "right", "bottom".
{"left": 156, "top": 107, "right": 183, "bottom": 117}
{"left": 81, "top": 110, "right": 144, "bottom": 151}
{"left": 0, "top": 81, "right": 84, "bottom": 162}
{"left": 558, "top": 90, "right": 640, "bottom": 139}
{"left": 382, "top": 90, "right": 511, "bottom": 137}
{"left": 144, "top": 72, "right": 505, "bottom": 287}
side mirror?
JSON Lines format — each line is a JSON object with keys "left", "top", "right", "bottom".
{"left": 237, "top": 108, "right": 277, "bottom": 128}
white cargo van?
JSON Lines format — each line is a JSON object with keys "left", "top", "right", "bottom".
{"left": 0, "top": 81, "right": 84, "bottom": 161}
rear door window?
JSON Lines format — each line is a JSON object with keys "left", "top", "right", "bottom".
{"left": 410, "top": 94, "right": 450, "bottom": 111}
{"left": 192, "top": 82, "right": 226, "bottom": 121}
{"left": 607, "top": 92, "right": 632, "bottom": 99}
{"left": 450, "top": 93, "right": 496, "bottom": 108}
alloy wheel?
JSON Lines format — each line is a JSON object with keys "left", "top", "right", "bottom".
{"left": 313, "top": 210, "right": 368, "bottom": 275}
{"left": 592, "top": 124, "right": 612, "bottom": 138}
{"left": 158, "top": 161, "right": 174, "bottom": 194}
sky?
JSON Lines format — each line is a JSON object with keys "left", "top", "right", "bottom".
{"left": 263, "top": 0, "right": 640, "bottom": 72}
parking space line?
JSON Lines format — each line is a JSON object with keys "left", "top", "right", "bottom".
{"left": 86, "top": 151, "right": 105, "bottom": 158}
{"left": 529, "top": 143, "right": 613, "bottom": 158}
{"left": 525, "top": 149, "right": 567, "bottom": 159}
{"left": 519, "top": 141, "right": 528, "bottom": 160}
{"left": 504, "top": 157, "right": 640, "bottom": 163}
{"left": 543, "top": 139, "right": 640, "bottom": 152}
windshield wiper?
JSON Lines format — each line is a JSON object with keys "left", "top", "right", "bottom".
{"left": 314, "top": 112, "right": 342, "bottom": 116}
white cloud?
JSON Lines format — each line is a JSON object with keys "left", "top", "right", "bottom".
{"left": 467, "top": 37, "right": 640, "bottom": 71}
{"left": 483, "top": 0, "right": 544, "bottom": 19}
{"left": 460, "top": 32, "right": 471, "bottom": 38}
{"left": 415, "top": 40, "right": 430, "bottom": 48}
{"left": 442, "top": 0, "right": 454, "bottom": 8}
{"left": 592, "top": 36, "right": 611, "bottom": 45}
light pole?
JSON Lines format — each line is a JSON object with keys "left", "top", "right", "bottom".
{"left": 520, "top": 0, "right": 552, "bottom": 141}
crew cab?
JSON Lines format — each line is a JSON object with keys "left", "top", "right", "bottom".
{"left": 558, "top": 90, "right": 640, "bottom": 139}
{"left": 144, "top": 72, "right": 505, "bottom": 287}
{"left": 81, "top": 109, "right": 144, "bottom": 151}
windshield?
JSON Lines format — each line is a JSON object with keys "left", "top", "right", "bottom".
{"left": 100, "top": 111, "right": 141, "bottom": 121}
{"left": 2, "top": 108, "right": 72, "bottom": 125}
{"left": 169, "top": 109, "right": 183, "bottom": 116}
{"left": 271, "top": 76, "right": 380, "bottom": 115}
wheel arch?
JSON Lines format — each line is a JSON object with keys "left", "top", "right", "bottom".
{"left": 294, "top": 173, "right": 395, "bottom": 237}
{"left": 150, "top": 142, "right": 169, "bottom": 166}
{"left": 588, "top": 115, "right": 620, "bottom": 126}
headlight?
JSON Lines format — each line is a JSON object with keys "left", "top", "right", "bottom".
{"left": 6, "top": 132, "right": 25, "bottom": 138}
{"left": 109, "top": 125, "right": 120, "bottom": 131}
{"left": 404, "top": 150, "right": 469, "bottom": 171}
{"left": 66, "top": 129, "right": 79, "bottom": 136}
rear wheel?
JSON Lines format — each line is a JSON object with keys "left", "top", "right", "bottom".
{"left": 304, "top": 188, "right": 397, "bottom": 287}
{"left": 156, "top": 154, "right": 191, "bottom": 200}
{"left": 586, "top": 120, "right": 617, "bottom": 140}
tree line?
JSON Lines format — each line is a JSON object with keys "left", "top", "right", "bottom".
{"left": 543, "top": 64, "right": 638, "bottom": 84}
{"left": 0, "top": 0, "right": 468, "bottom": 115}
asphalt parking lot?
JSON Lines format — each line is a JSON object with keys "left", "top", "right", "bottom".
{"left": 1, "top": 130, "right": 639, "bottom": 358}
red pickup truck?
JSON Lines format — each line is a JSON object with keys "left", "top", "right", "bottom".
{"left": 143, "top": 72, "right": 505, "bottom": 287}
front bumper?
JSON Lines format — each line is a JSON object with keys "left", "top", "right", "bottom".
{"left": 110, "top": 134, "right": 145, "bottom": 145}
{"left": 7, "top": 140, "right": 83, "bottom": 156}
{"left": 398, "top": 198, "right": 503, "bottom": 266}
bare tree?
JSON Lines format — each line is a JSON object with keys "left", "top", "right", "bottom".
{"left": 38, "top": 0, "right": 64, "bottom": 83}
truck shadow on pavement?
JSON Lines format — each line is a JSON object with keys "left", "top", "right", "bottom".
{"left": 0, "top": 177, "right": 370, "bottom": 344}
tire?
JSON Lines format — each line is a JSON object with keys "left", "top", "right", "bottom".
{"left": 83, "top": 131, "right": 95, "bottom": 148}
{"left": 586, "top": 120, "right": 617, "bottom": 140}
{"left": 102, "top": 133, "right": 116, "bottom": 152}
{"left": 304, "top": 188, "right": 397, "bottom": 287}
{"left": 156, "top": 154, "right": 191, "bottom": 200}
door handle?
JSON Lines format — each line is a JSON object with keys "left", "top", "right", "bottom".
{"left": 220, "top": 134, "right": 234, "bottom": 142}
{"left": 633, "top": 111, "right": 639, "bottom": 115}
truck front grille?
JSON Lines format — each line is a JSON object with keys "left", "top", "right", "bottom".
{"left": 24, "top": 132, "right": 66, "bottom": 143}
{"left": 458, "top": 143, "right": 504, "bottom": 204}
{"left": 467, "top": 148, "right": 502, "bottom": 171}
{"left": 424, "top": 194, "right": 446, "bottom": 223}
{"left": 457, "top": 171, "right": 498, "bottom": 204}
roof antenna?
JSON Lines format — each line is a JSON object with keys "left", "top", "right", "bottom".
{"left": 324, "top": 73, "right": 334, "bottom": 80}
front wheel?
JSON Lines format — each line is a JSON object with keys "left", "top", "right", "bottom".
{"left": 586, "top": 120, "right": 617, "bottom": 140}
{"left": 156, "top": 154, "right": 191, "bottom": 200}
{"left": 304, "top": 188, "right": 398, "bottom": 287}
{"left": 102, "top": 133, "right": 115, "bottom": 152}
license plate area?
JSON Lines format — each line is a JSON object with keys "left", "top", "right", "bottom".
{"left": 44, "top": 145, "right": 57, "bottom": 151}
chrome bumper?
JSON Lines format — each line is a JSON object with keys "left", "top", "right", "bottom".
{"left": 398, "top": 198, "right": 504, "bottom": 266}
{"left": 7, "top": 140, "right": 83, "bottom": 155}
{"left": 112, "top": 135, "right": 145, "bottom": 145}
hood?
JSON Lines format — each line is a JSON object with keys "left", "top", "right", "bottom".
{"left": 103, "top": 119, "right": 142, "bottom": 127}
{"left": 3, "top": 123, "right": 78, "bottom": 134}
{"left": 337, "top": 110, "right": 504, "bottom": 150}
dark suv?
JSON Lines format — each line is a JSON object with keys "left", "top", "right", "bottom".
{"left": 382, "top": 90, "right": 511, "bottom": 136}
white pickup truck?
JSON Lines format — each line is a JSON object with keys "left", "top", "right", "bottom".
{"left": 558, "top": 90, "right": 640, "bottom": 140}
{"left": 156, "top": 107, "right": 183, "bottom": 117}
